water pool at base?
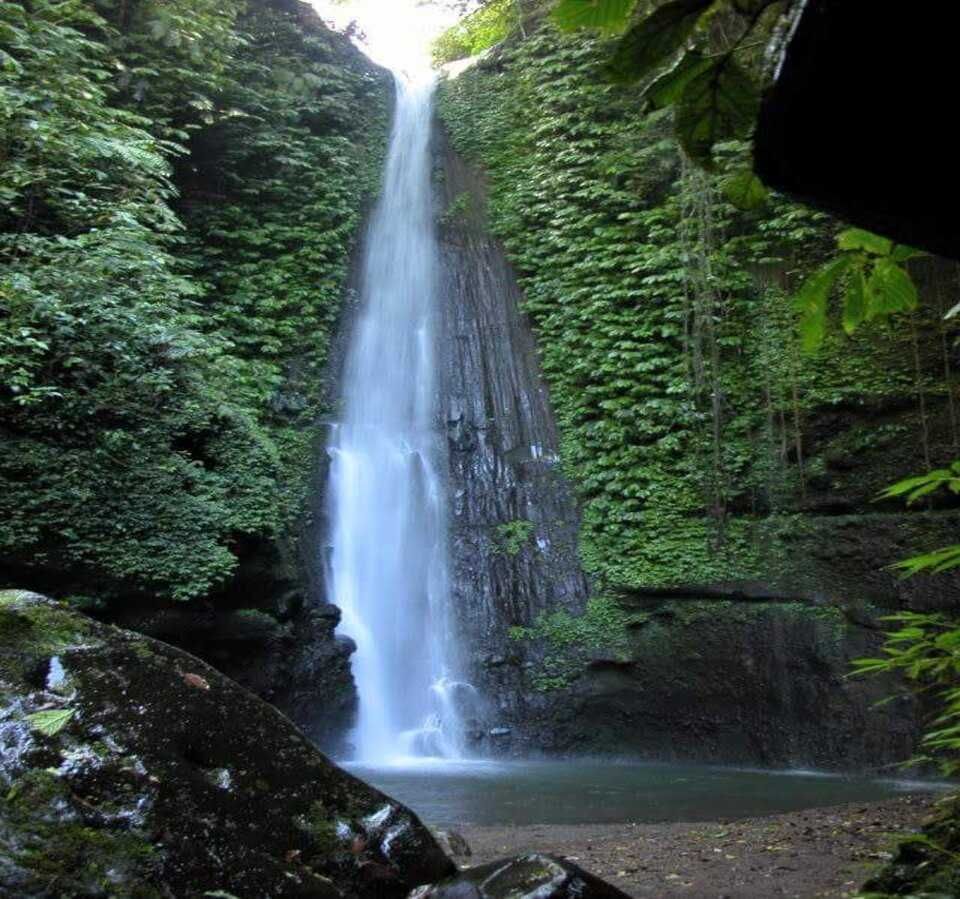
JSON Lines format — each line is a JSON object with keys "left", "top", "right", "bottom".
{"left": 346, "top": 759, "right": 946, "bottom": 827}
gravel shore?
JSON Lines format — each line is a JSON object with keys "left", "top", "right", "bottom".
{"left": 457, "top": 794, "right": 937, "bottom": 898}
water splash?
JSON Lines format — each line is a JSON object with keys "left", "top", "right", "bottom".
{"left": 326, "top": 77, "right": 471, "bottom": 763}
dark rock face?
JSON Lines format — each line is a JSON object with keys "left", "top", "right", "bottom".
{"left": 410, "top": 854, "right": 631, "bottom": 899}
{"left": 434, "top": 127, "right": 591, "bottom": 750}
{"left": 509, "top": 510, "right": 960, "bottom": 766}
{"left": 527, "top": 598, "right": 920, "bottom": 768}
{"left": 106, "top": 557, "right": 357, "bottom": 758}
{"left": 755, "top": 0, "right": 960, "bottom": 261}
{"left": 271, "top": 604, "right": 358, "bottom": 756}
{"left": 0, "top": 590, "right": 453, "bottom": 897}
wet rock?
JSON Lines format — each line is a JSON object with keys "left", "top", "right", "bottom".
{"left": 521, "top": 595, "right": 923, "bottom": 768}
{"left": 0, "top": 589, "right": 454, "bottom": 897}
{"left": 272, "top": 603, "right": 359, "bottom": 756}
{"left": 435, "top": 128, "right": 591, "bottom": 750}
{"left": 431, "top": 829, "right": 472, "bottom": 858}
{"left": 409, "top": 853, "right": 630, "bottom": 898}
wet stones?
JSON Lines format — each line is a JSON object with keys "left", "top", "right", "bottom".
{"left": 409, "top": 853, "right": 631, "bottom": 899}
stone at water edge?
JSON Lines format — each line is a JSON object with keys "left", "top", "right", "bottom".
{"left": 430, "top": 828, "right": 472, "bottom": 859}
{"left": 0, "top": 589, "right": 455, "bottom": 897}
{"left": 408, "top": 853, "right": 632, "bottom": 898}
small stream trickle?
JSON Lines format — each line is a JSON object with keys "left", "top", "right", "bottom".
{"left": 326, "top": 76, "right": 474, "bottom": 763}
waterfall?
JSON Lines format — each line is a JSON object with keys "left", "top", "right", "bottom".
{"left": 326, "top": 77, "right": 470, "bottom": 763}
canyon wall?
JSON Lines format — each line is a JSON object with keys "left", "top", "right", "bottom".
{"left": 434, "top": 24, "right": 960, "bottom": 768}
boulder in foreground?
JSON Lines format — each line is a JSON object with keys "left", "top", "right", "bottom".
{"left": 409, "top": 853, "right": 631, "bottom": 898}
{"left": 0, "top": 590, "right": 454, "bottom": 897}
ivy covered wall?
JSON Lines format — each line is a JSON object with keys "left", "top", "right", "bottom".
{"left": 437, "top": 21, "right": 960, "bottom": 763}
{"left": 0, "top": 0, "right": 390, "bottom": 609}
{"left": 438, "top": 24, "right": 958, "bottom": 594}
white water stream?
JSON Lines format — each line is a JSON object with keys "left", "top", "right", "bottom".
{"left": 326, "top": 77, "right": 471, "bottom": 763}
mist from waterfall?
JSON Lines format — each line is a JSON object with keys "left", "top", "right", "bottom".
{"left": 326, "top": 77, "right": 470, "bottom": 764}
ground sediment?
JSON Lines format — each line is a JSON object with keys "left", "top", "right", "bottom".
{"left": 457, "top": 795, "right": 935, "bottom": 898}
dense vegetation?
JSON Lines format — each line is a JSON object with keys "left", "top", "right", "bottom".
{"left": 432, "top": 0, "right": 519, "bottom": 65}
{"left": 0, "top": 0, "right": 390, "bottom": 608}
{"left": 437, "top": 22, "right": 959, "bottom": 597}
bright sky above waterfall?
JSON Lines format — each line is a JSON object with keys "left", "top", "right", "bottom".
{"left": 311, "top": 1, "right": 460, "bottom": 75}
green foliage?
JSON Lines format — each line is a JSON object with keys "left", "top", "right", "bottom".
{"left": 433, "top": 0, "right": 517, "bottom": 65}
{"left": 563, "top": 0, "right": 931, "bottom": 343}
{"left": 606, "top": 0, "right": 710, "bottom": 77}
{"left": 853, "top": 465, "right": 960, "bottom": 793}
{"left": 438, "top": 22, "right": 951, "bottom": 593}
{"left": 674, "top": 59, "right": 758, "bottom": 167}
{"left": 876, "top": 462, "right": 960, "bottom": 578}
{"left": 795, "top": 228, "right": 923, "bottom": 351}
{"left": 555, "top": 0, "right": 779, "bottom": 167}
{"left": 853, "top": 612, "right": 960, "bottom": 777}
{"left": 892, "top": 545, "right": 960, "bottom": 578}
{"left": 440, "top": 191, "right": 474, "bottom": 226}
{"left": 720, "top": 169, "right": 767, "bottom": 210}
{"left": 25, "top": 708, "right": 74, "bottom": 737}
{"left": 493, "top": 519, "right": 535, "bottom": 555}
{"left": 881, "top": 463, "right": 960, "bottom": 507}
{"left": 0, "top": 0, "right": 390, "bottom": 603}
{"left": 510, "top": 595, "right": 630, "bottom": 690}
{"left": 553, "top": 0, "right": 634, "bottom": 32}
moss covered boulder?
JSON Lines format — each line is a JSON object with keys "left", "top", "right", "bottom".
{"left": 0, "top": 590, "right": 454, "bottom": 897}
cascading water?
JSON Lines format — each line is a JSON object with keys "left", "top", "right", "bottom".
{"left": 326, "top": 76, "right": 472, "bottom": 764}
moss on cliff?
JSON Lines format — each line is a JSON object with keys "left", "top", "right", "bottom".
{"left": 0, "top": 0, "right": 390, "bottom": 607}
{"left": 436, "top": 23, "right": 958, "bottom": 598}
{"left": 436, "top": 21, "right": 956, "bottom": 764}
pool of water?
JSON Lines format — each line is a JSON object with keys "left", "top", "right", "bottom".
{"left": 346, "top": 758, "right": 946, "bottom": 827}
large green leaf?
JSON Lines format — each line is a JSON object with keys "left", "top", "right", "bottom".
{"left": 721, "top": 169, "right": 768, "bottom": 210}
{"left": 837, "top": 228, "right": 892, "bottom": 256}
{"left": 553, "top": 0, "right": 636, "bottom": 32}
{"left": 891, "top": 243, "right": 924, "bottom": 263}
{"left": 675, "top": 60, "right": 759, "bottom": 167}
{"left": 865, "top": 258, "right": 918, "bottom": 320}
{"left": 607, "top": 0, "right": 714, "bottom": 82}
{"left": 794, "top": 255, "right": 854, "bottom": 352}
{"left": 644, "top": 49, "right": 715, "bottom": 107}
{"left": 841, "top": 267, "right": 866, "bottom": 335}
{"left": 26, "top": 708, "right": 74, "bottom": 737}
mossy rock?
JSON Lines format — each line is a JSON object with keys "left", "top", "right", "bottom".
{"left": 861, "top": 795, "right": 960, "bottom": 896}
{"left": 0, "top": 590, "right": 454, "bottom": 897}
